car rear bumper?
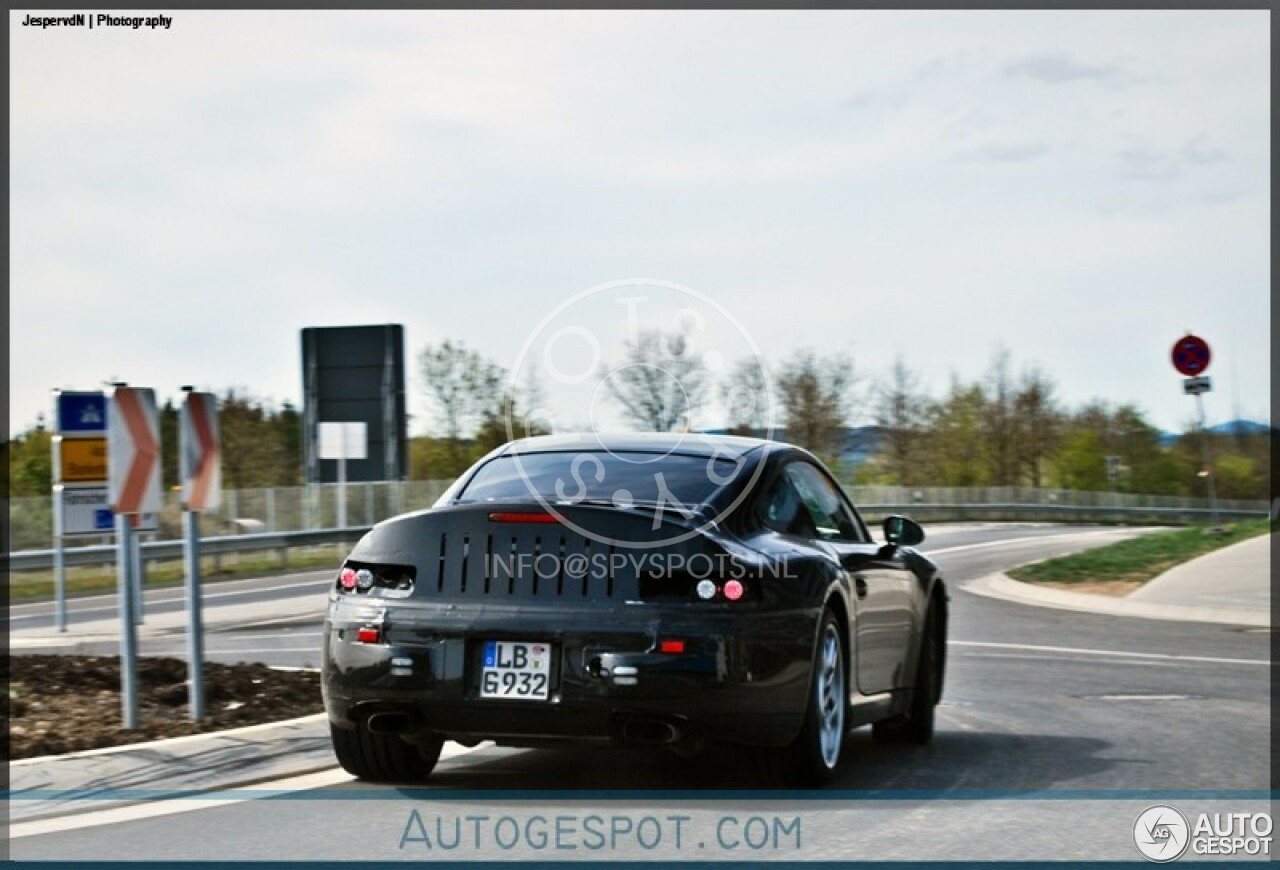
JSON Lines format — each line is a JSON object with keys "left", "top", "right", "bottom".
{"left": 321, "top": 596, "right": 817, "bottom": 748}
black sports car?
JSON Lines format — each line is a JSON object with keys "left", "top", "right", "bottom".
{"left": 322, "top": 433, "right": 947, "bottom": 786}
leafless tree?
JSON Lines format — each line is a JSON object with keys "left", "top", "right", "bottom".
{"left": 1013, "top": 365, "right": 1063, "bottom": 488}
{"left": 419, "top": 340, "right": 504, "bottom": 464}
{"left": 778, "top": 349, "right": 859, "bottom": 462}
{"left": 981, "top": 347, "right": 1018, "bottom": 486}
{"left": 606, "top": 330, "right": 710, "bottom": 431}
{"left": 873, "top": 356, "right": 930, "bottom": 485}
{"left": 720, "top": 357, "right": 773, "bottom": 435}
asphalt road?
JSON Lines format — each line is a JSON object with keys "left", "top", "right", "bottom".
{"left": 11, "top": 523, "right": 1273, "bottom": 861}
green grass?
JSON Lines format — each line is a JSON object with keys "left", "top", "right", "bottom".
{"left": 5, "top": 546, "right": 349, "bottom": 601}
{"left": 1008, "top": 519, "right": 1272, "bottom": 586}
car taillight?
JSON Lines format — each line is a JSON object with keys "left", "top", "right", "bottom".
{"left": 339, "top": 568, "right": 358, "bottom": 590}
{"left": 335, "top": 563, "right": 416, "bottom": 594}
{"left": 488, "top": 512, "right": 559, "bottom": 524}
{"left": 691, "top": 578, "right": 750, "bottom": 602}
{"left": 659, "top": 639, "right": 686, "bottom": 654}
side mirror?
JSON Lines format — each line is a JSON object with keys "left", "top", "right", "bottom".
{"left": 883, "top": 515, "right": 925, "bottom": 547}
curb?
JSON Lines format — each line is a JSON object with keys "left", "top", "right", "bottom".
{"left": 8, "top": 713, "right": 328, "bottom": 767}
{"left": 8, "top": 714, "right": 337, "bottom": 824}
{"left": 964, "top": 572, "right": 1271, "bottom": 628}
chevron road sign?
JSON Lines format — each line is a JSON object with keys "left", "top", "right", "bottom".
{"left": 108, "top": 386, "right": 161, "bottom": 516}
{"left": 180, "top": 391, "right": 221, "bottom": 512}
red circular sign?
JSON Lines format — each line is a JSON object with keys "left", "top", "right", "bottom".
{"left": 1171, "top": 334, "right": 1211, "bottom": 376}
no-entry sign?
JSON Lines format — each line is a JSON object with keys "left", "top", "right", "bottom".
{"left": 1171, "top": 334, "right": 1211, "bottom": 377}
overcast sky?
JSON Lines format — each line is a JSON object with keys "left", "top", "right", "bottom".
{"left": 10, "top": 9, "right": 1270, "bottom": 440}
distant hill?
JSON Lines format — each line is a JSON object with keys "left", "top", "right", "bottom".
{"left": 1157, "top": 418, "right": 1272, "bottom": 446}
{"left": 1210, "top": 419, "right": 1272, "bottom": 436}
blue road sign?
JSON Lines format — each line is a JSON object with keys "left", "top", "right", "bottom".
{"left": 57, "top": 392, "right": 107, "bottom": 433}
{"left": 94, "top": 508, "right": 114, "bottom": 531}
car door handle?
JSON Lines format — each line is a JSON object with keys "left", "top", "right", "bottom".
{"left": 853, "top": 575, "right": 868, "bottom": 598}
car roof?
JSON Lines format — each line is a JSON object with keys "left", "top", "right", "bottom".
{"left": 498, "top": 432, "right": 781, "bottom": 461}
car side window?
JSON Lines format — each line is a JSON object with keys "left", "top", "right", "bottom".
{"left": 784, "top": 462, "right": 863, "bottom": 542}
{"left": 760, "top": 471, "right": 817, "bottom": 538}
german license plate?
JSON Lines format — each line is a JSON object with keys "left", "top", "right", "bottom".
{"left": 480, "top": 641, "right": 551, "bottom": 700}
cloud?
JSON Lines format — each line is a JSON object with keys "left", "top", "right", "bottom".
{"left": 956, "top": 141, "right": 1052, "bottom": 163}
{"left": 1182, "top": 135, "right": 1231, "bottom": 165}
{"left": 1004, "top": 53, "right": 1122, "bottom": 83}
{"left": 1116, "top": 146, "right": 1179, "bottom": 181}
{"left": 1114, "top": 136, "right": 1232, "bottom": 183}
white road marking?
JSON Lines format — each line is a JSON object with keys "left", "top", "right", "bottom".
{"left": 1092, "top": 694, "right": 1195, "bottom": 701}
{"left": 9, "top": 770, "right": 353, "bottom": 839}
{"left": 950, "top": 639, "right": 1269, "bottom": 667}
{"left": 953, "top": 651, "right": 1187, "bottom": 667}
{"left": 9, "top": 742, "right": 485, "bottom": 839}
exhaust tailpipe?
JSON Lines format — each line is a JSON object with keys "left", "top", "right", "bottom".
{"left": 366, "top": 711, "right": 414, "bottom": 734}
{"left": 622, "top": 718, "right": 680, "bottom": 745}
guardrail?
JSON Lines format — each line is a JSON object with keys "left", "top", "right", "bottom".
{"left": 5, "top": 501, "right": 1268, "bottom": 575}
{"left": 4, "top": 527, "right": 372, "bottom": 573}
{"left": 857, "top": 503, "right": 1268, "bottom": 525}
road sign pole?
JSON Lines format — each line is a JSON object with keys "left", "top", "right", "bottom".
{"left": 116, "top": 514, "right": 140, "bottom": 730}
{"left": 183, "top": 509, "right": 206, "bottom": 720}
{"left": 180, "top": 389, "right": 220, "bottom": 722}
{"left": 319, "top": 421, "right": 365, "bottom": 529}
{"left": 1170, "top": 334, "right": 1219, "bottom": 526}
{"left": 1194, "top": 391, "right": 1220, "bottom": 525}
{"left": 337, "top": 448, "right": 348, "bottom": 530}
{"left": 130, "top": 519, "right": 145, "bottom": 625}
{"left": 53, "top": 488, "right": 68, "bottom": 632}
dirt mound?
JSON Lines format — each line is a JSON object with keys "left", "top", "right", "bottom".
{"left": 5, "top": 655, "right": 323, "bottom": 760}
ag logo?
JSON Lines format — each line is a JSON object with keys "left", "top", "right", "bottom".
{"left": 1134, "top": 805, "right": 1190, "bottom": 862}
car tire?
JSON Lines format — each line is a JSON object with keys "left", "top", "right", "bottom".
{"left": 330, "top": 722, "right": 444, "bottom": 782}
{"left": 753, "top": 609, "right": 847, "bottom": 787}
{"left": 872, "top": 601, "right": 940, "bottom": 746}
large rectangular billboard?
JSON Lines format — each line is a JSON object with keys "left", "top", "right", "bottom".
{"left": 301, "top": 324, "right": 407, "bottom": 483}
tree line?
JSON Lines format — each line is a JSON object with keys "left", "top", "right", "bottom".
{"left": 413, "top": 334, "right": 1269, "bottom": 500}
{"left": 857, "top": 349, "right": 1270, "bottom": 500}
{"left": 4, "top": 338, "right": 1270, "bottom": 500}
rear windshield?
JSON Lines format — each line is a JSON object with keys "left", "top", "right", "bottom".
{"left": 456, "top": 451, "right": 744, "bottom": 508}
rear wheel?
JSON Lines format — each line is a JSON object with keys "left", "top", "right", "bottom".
{"left": 872, "top": 602, "right": 940, "bottom": 745}
{"left": 754, "top": 609, "right": 846, "bottom": 786}
{"left": 330, "top": 723, "right": 443, "bottom": 782}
